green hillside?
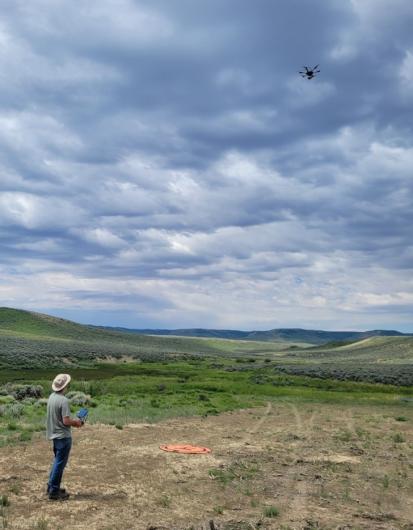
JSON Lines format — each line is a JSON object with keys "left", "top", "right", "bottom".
{"left": 300, "top": 336, "right": 413, "bottom": 362}
{"left": 1, "top": 308, "right": 412, "bottom": 385}
{"left": 335, "top": 335, "right": 413, "bottom": 355}
{"left": 272, "top": 336, "right": 413, "bottom": 386}
{"left": 0, "top": 307, "right": 109, "bottom": 340}
{"left": 0, "top": 307, "right": 291, "bottom": 369}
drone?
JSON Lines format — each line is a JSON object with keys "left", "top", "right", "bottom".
{"left": 299, "top": 65, "right": 320, "bottom": 80}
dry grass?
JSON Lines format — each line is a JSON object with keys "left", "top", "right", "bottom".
{"left": 0, "top": 402, "right": 412, "bottom": 529}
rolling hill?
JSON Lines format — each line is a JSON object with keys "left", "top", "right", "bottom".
{"left": 0, "top": 307, "right": 297, "bottom": 369}
{"left": 1, "top": 308, "right": 412, "bottom": 386}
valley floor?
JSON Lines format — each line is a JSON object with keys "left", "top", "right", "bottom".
{"left": 1, "top": 402, "right": 412, "bottom": 530}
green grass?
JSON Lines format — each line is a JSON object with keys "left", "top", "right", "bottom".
{"left": 156, "top": 494, "right": 171, "bottom": 508}
{"left": 263, "top": 506, "right": 279, "bottom": 518}
{"left": 0, "top": 495, "right": 9, "bottom": 507}
{"left": 208, "top": 461, "right": 260, "bottom": 486}
{"left": 8, "top": 483, "right": 20, "bottom": 495}
{"left": 0, "top": 354, "right": 412, "bottom": 448}
{"left": 2, "top": 359, "right": 412, "bottom": 403}
{"left": 18, "top": 430, "right": 33, "bottom": 442}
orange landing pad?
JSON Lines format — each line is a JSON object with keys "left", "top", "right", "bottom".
{"left": 160, "top": 444, "right": 211, "bottom": 454}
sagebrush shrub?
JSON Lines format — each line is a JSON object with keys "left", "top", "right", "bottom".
{"left": 35, "top": 398, "right": 48, "bottom": 407}
{"left": 3, "top": 384, "right": 43, "bottom": 400}
{"left": 66, "top": 391, "right": 92, "bottom": 406}
{"left": 0, "top": 403, "right": 24, "bottom": 419}
{"left": 10, "top": 403, "right": 25, "bottom": 418}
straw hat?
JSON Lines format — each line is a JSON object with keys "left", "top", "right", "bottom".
{"left": 52, "top": 373, "right": 71, "bottom": 392}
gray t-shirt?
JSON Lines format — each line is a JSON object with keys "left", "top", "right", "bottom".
{"left": 46, "top": 392, "right": 72, "bottom": 440}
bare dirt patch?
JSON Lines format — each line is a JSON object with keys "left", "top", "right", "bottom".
{"left": 1, "top": 402, "right": 412, "bottom": 529}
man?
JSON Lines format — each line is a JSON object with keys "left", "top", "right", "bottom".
{"left": 46, "top": 373, "right": 84, "bottom": 500}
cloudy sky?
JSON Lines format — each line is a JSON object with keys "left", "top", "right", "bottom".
{"left": 1, "top": 0, "right": 412, "bottom": 331}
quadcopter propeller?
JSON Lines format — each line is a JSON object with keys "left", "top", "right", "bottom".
{"left": 299, "top": 64, "right": 320, "bottom": 79}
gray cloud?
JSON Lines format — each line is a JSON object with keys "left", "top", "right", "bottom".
{"left": 0, "top": 0, "right": 412, "bottom": 329}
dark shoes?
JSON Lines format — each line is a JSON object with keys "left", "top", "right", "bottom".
{"left": 48, "top": 490, "right": 70, "bottom": 501}
{"left": 46, "top": 487, "right": 66, "bottom": 494}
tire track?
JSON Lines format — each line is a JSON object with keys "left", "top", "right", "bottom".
{"left": 245, "top": 401, "right": 273, "bottom": 438}
{"left": 282, "top": 403, "right": 318, "bottom": 524}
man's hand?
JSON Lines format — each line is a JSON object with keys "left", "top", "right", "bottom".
{"left": 63, "top": 416, "right": 84, "bottom": 427}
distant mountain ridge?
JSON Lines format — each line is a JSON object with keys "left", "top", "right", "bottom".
{"left": 97, "top": 326, "right": 412, "bottom": 345}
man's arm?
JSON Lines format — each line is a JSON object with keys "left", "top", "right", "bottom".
{"left": 61, "top": 396, "right": 83, "bottom": 427}
{"left": 63, "top": 416, "right": 83, "bottom": 427}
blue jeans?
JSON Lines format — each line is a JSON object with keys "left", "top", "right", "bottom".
{"left": 47, "top": 437, "right": 72, "bottom": 494}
